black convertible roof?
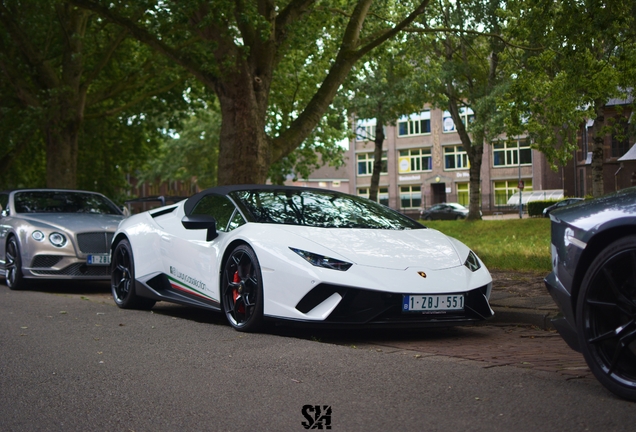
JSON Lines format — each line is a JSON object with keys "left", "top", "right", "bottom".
{"left": 183, "top": 184, "right": 343, "bottom": 215}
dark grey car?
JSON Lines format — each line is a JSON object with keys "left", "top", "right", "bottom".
{"left": 0, "top": 189, "right": 125, "bottom": 290}
{"left": 545, "top": 187, "right": 636, "bottom": 400}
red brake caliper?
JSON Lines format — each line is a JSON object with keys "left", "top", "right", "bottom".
{"left": 232, "top": 271, "right": 245, "bottom": 314}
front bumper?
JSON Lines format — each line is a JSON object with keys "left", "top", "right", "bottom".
{"left": 23, "top": 255, "right": 111, "bottom": 280}
{"left": 270, "top": 283, "right": 494, "bottom": 329}
{"left": 544, "top": 271, "right": 580, "bottom": 352}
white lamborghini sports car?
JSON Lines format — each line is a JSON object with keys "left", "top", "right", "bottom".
{"left": 110, "top": 185, "right": 493, "bottom": 332}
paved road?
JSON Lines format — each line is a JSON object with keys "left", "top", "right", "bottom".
{"left": 1, "top": 282, "right": 634, "bottom": 431}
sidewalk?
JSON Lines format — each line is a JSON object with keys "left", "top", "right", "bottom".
{"left": 487, "top": 270, "right": 559, "bottom": 329}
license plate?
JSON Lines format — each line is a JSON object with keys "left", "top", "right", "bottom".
{"left": 402, "top": 294, "right": 464, "bottom": 312}
{"left": 87, "top": 254, "right": 110, "bottom": 265}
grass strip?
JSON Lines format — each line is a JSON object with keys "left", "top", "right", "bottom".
{"left": 421, "top": 218, "right": 551, "bottom": 273}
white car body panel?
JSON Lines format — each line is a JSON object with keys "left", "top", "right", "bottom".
{"left": 116, "top": 188, "right": 493, "bottom": 327}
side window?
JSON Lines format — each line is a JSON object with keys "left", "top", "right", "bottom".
{"left": 190, "top": 195, "right": 243, "bottom": 232}
{"left": 228, "top": 210, "right": 246, "bottom": 231}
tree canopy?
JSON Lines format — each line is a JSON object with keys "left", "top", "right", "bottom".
{"left": 0, "top": 0, "right": 189, "bottom": 191}
{"left": 503, "top": 0, "right": 636, "bottom": 196}
{"left": 70, "top": 0, "right": 431, "bottom": 185}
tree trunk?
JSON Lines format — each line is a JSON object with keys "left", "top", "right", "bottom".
{"left": 369, "top": 113, "right": 385, "bottom": 202}
{"left": 212, "top": 41, "right": 272, "bottom": 185}
{"left": 466, "top": 132, "right": 484, "bottom": 221}
{"left": 44, "top": 108, "right": 81, "bottom": 188}
{"left": 447, "top": 99, "right": 483, "bottom": 220}
{"left": 590, "top": 101, "right": 605, "bottom": 198}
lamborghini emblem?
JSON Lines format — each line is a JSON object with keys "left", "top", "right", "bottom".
{"left": 417, "top": 271, "right": 427, "bottom": 278}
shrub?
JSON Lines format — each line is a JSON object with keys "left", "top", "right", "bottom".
{"left": 528, "top": 200, "right": 558, "bottom": 217}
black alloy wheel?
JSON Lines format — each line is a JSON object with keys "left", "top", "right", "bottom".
{"left": 111, "top": 239, "right": 155, "bottom": 310}
{"left": 5, "top": 237, "right": 26, "bottom": 290}
{"left": 577, "top": 235, "right": 636, "bottom": 401}
{"left": 221, "top": 244, "right": 264, "bottom": 332}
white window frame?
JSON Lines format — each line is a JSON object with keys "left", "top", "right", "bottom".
{"left": 358, "top": 187, "right": 389, "bottom": 206}
{"left": 355, "top": 119, "right": 376, "bottom": 141}
{"left": 456, "top": 182, "right": 469, "bottom": 207}
{"left": 397, "top": 111, "right": 431, "bottom": 137}
{"left": 494, "top": 179, "right": 533, "bottom": 206}
{"left": 400, "top": 185, "right": 422, "bottom": 209}
{"left": 398, "top": 148, "right": 432, "bottom": 173}
{"left": 443, "top": 145, "right": 469, "bottom": 170}
{"left": 357, "top": 152, "right": 388, "bottom": 176}
{"left": 442, "top": 107, "right": 475, "bottom": 133}
{"left": 492, "top": 139, "right": 532, "bottom": 167}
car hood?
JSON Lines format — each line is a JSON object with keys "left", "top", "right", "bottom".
{"left": 551, "top": 187, "right": 636, "bottom": 236}
{"left": 275, "top": 225, "right": 462, "bottom": 270}
{"left": 16, "top": 213, "right": 123, "bottom": 232}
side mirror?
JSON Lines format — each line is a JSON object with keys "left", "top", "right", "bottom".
{"left": 181, "top": 214, "right": 218, "bottom": 241}
{"left": 122, "top": 206, "right": 131, "bottom": 218}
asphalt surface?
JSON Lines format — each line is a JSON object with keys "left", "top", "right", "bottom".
{"left": 2, "top": 282, "right": 635, "bottom": 432}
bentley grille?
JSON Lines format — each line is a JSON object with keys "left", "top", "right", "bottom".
{"left": 77, "top": 232, "right": 114, "bottom": 254}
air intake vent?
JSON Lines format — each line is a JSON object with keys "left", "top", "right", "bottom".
{"left": 31, "top": 255, "right": 62, "bottom": 268}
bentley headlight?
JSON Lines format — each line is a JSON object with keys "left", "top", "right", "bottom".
{"left": 464, "top": 250, "right": 481, "bottom": 272}
{"left": 49, "top": 232, "right": 67, "bottom": 247}
{"left": 32, "top": 230, "right": 45, "bottom": 241}
{"left": 290, "top": 247, "right": 352, "bottom": 271}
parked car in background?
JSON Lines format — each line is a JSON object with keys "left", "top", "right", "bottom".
{"left": 0, "top": 189, "right": 125, "bottom": 290}
{"left": 544, "top": 187, "right": 636, "bottom": 401}
{"left": 542, "top": 197, "right": 584, "bottom": 217}
{"left": 420, "top": 203, "right": 469, "bottom": 220}
{"left": 110, "top": 185, "right": 493, "bottom": 332}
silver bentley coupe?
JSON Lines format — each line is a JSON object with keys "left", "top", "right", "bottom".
{"left": 0, "top": 189, "right": 125, "bottom": 290}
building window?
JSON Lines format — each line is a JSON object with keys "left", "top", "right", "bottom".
{"left": 444, "top": 145, "right": 469, "bottom": 170}
{"left": 398, "top": 148, "right": 432, "bottom": 173}
{"left": 611, "top": 119, "right": 630, "bottom": 158}
{"left": 398, "top": 111, "right": 431, "bottom": 137}
{"left": 456, "top": 183, "right": 469, "bottom": 207}
{"left": 355, "top": 119, "right": 376, "bottom": 141}
{"left": 358, "top": 187, "right": 389, "bottom": 206}
{"left": 357, "top": 152, "right": 388, "bottom": 176}
{"left": 442, "top": 107, "right": 475, "bottom": 133}
{"left": 493, "top": 180, "right": 533, "bottom": 206}
{"left": 493, "top": 139, "right": 532, "bottom": 167}
{"left": 400, "top": 185, "right": 421, "bottom": 209}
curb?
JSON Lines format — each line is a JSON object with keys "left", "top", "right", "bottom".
{"left": 490, "top": 306, "right": 558, "bottom": 330}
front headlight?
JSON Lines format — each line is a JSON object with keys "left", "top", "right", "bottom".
{"left": 290, "top": 247, "right": 352, "bottom": 271}
{"left": 49, "top": 232, "right": 67, "bottom": 247}
{"left": 464, "top": 250, "right": 481, "bottom": 272}
{"left": 32, "top": 230, "right": 45, "bottom": 241}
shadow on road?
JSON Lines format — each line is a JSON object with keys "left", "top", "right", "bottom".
{"left": 2, "top": 279, "right": 488, "bottom": 344}
{"left": 4, "top": 279, "right": 112, "bottom": 296}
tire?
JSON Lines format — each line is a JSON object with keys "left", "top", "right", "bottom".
{"left": 221, "top": 244, "right": 264, "bottom": 332}
{"left": 111, "top": 239, "right": 155, "bottom": 310}
{"left": 576, "top": 235, "right": 636, "bottom": 401}
{"left": 5, "top": 237, "right": 26, "bottom": 290}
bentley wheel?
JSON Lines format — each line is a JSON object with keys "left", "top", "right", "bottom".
{"left": 5, "top": 237, "right": 26, "bottom": 291}
{"left": 111, "top": 239, "right": 155, "bottom": 310}
{"left": 576, "top": 236, "right": 636, "bottom": 401}
{"left": 221, "top": 244, "right": 264, "bottom": 332}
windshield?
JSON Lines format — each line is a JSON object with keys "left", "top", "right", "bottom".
{"left": 231, "top": 189, "right": 423, "bottom": 230}
{"left": 14, "top": 191, "right": 122, "bottom": 215}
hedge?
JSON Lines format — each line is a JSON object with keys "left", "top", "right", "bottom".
{"left": 528, "top": 200, "right": 559, "bottom": 217}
